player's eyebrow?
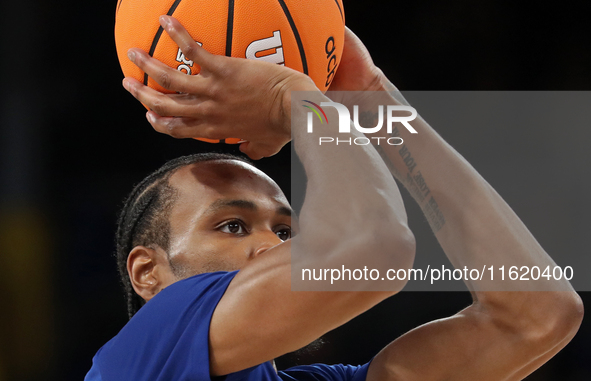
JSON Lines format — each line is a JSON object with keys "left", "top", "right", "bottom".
{"left": 205, "top": 199, "right": 257, "bottom": 214}
{"left": 205, "top": 199, "right": 294, "bottom": 217}
{"left": 276, "top": 205, "right": 294, "bottom": 217}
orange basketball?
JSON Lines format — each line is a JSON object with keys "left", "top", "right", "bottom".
{"left": 115, "top": 0, "right": 345, "bottom": 144}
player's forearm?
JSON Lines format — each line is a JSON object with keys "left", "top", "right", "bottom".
{"left": 371, "top": 83, "right": 582, "bottom": 332}
{"left": 289, "top": 89, "right": 414, "bottom": 273}
{"left": 373, "top": 90, "right": 568, "bottom": 287}
{"left": 361, "top": 84, "right": 583, "bottom": 381}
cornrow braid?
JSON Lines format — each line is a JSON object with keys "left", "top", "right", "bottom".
{"left": 115, "top": 153, "right": 251, "bottom": 319}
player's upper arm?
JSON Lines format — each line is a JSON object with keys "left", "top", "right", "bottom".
{"left": 209, "top": 233, "right": 415, "bottom": 376}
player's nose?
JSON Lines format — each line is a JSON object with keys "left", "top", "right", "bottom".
{"left": 251, "top": 231, "right": 283, "bottom": 259}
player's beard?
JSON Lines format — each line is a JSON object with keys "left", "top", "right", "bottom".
{"left": 168, "top": 255, "right": 239, "bottom": 280}
{"left": 168, "top": 257, "right": 192, "bottom": 279}
{"left": 291, "top": 337, "right": 326, "bottom": 357}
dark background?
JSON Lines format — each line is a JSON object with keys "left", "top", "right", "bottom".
{"left": 0, "top": 0, "right": 590, "bottom": 380}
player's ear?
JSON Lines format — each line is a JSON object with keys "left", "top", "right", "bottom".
{"left": 127, "top": 245, "right": 170, "bottom": 302}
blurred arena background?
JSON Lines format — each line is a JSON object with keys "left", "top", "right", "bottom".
{"left": 1, "top": 0, "right": 590, "bottom": 380}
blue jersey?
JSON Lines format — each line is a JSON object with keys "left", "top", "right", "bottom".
{"left": 85, "top": 271, "right": 369, "bottom": 381}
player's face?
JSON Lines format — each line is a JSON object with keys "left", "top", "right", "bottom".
{"left": 164, "top": 160, "right": 293, "bottom": 279}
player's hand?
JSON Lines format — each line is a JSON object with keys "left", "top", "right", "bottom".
{"left": 327, "top": 27, "right": 389, "bottom": 93}
{"left": 123, "top": 15, "right": 317, "bottom": 160}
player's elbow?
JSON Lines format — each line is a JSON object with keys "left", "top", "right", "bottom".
{"left": 524, "top": 292, "right": 584, "bottom": 357}
{"left": 484, "top": 291, "right": 584, "bottom": 352}
{"left": 332, "top": 221, "right": 415, "bottom": 271}
{"left": 534, "top": 292, "right": 584, "bottom": 347}
{"left": 363, "top": 218, "right": 415, "bottom": 257}
{"left": 390, "top": 227, "right": 416, "bottom": 289}
{"left": 357, "top": 222, "right": 416, "bottom": 289}
{"left": 385, "top": 224, "right": 416, "bottom": 271}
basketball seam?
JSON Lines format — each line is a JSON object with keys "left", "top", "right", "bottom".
{"left": 332, "top": 0, "right": 344, "bottom": 23}
{"left": 225, "top": 0, "right": 235, "bottom": 56}
{"left": 276, "top": 0, "right": 308, "bottom": 75}
{"left": 116, "top": 0, "right": 123, "bottom": 13}
{"left": 143, "top": 0, "right": 185, "bottom": 85}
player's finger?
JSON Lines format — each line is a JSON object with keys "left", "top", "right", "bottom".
{"left": 146, "top": 111, "right": 232, "bottom": 140}
{"left": 344, "top": 26, "right": 359, "bottom": 42}
{"left": 123, "top": 77, "right": 201, "bottom": 117}
{"left": 238, "top": 142, "right": 262, "bottom": 160}
{"left": 238, "top": 141, "right": 280, "bottom": 161}
{"left": 342, "top": 26, "right": 372, "bottom": 61}
{"left": 127, "top": 48, "right": 207, "bottom": 94}
{"left": 160, "top": 16, "right": 218, "bottom": 72}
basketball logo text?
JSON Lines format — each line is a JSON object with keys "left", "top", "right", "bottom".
{"left": 325, "top": 37, "right": 338, "bottom": 88}
{"left": 246, "top": 31, "right": 285, "bottom": 65}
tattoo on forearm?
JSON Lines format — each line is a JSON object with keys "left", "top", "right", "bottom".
{"left": 367, "top": 112, "right": 446, "bottom": 232}
{"left": 403, "top": 169, "right": 445, "bottom": 232}
{"left": 406, "top": 171, "right": 431, "bottom": 202}
{"left": 399, "top": 145, "right": 417, "bottom": 173}
{"left": 396, "top": 143, "right": 446, "bottom": 232}
{"left": 424, "top": 196, "right": 446, "bottom": 232}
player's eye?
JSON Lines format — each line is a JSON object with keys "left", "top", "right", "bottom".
{"left": 274, "top": 227, "right": 292, "bottom": 242}
{"left": 219, "top": 220, "right": 247, "bottom": 235}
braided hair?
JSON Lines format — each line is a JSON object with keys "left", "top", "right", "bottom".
{"left": 115, "top": 152, "right": 250, "bottom": 319}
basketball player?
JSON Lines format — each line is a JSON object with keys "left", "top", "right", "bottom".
{"left": 85, "top": 16, "right": 583, "bottom": 380}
